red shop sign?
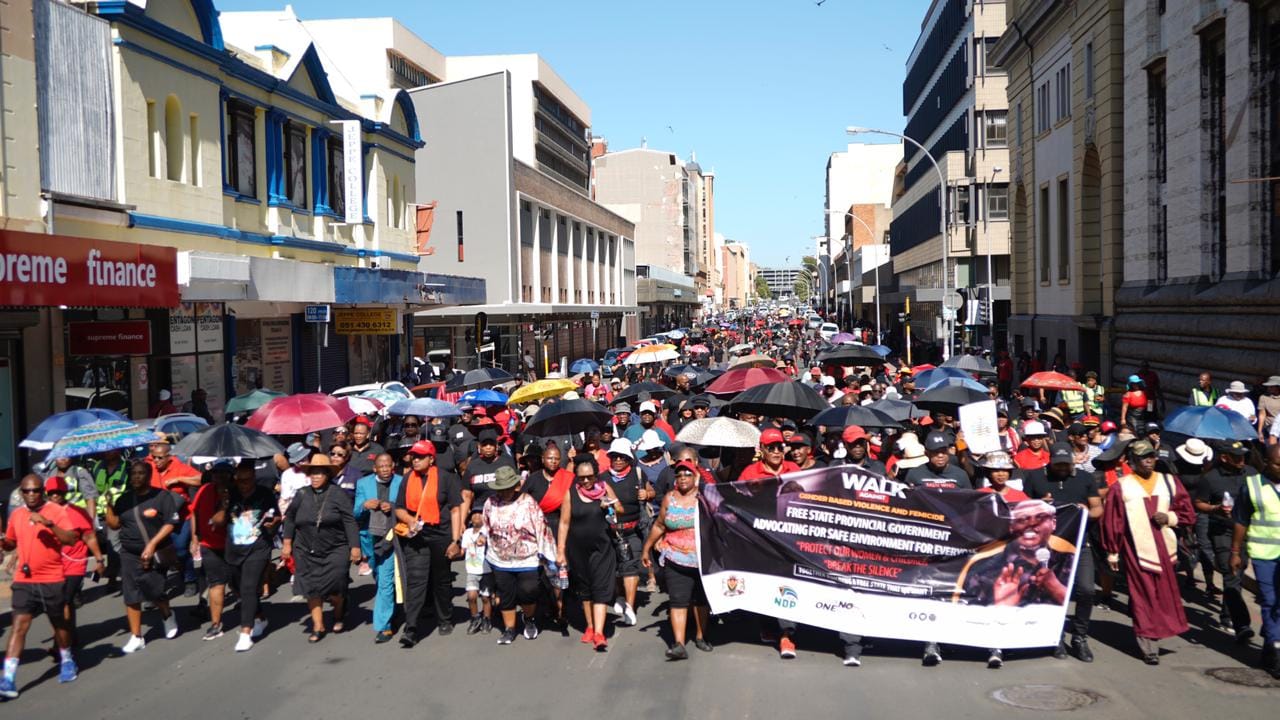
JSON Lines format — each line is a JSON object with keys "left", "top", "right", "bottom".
{"left": 0, "top": 229, "right": 179, "bottom": 308}
{"left": 68, "top": 321, "right": 153, "bottom": 356}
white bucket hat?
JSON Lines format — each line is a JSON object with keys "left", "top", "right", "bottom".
{"left": 1175, "top": 438, "right": 1213, "bottom": 465}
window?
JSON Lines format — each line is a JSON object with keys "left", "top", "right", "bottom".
{"left": 984, "top": 111, "right": 1008, "bottom": 147}
{"left": 1260, "top": 4, "right": 1280, "bottom": 274}
{"left": 1149, "top": 66, "right": 1167, "bottom": 282}
{"left": 284, "top": 121, "right": 307, "bottom": 208}
{"left": 1203, "top": 29, "right": 1226, "bottom": 279}
{"left": 327, "top": 136, "right": 344, "bottom": 217}
{"left": 1036, "top": 83, "right": 1051, "bottom": 133}
{"left": 1084, "top": 42, "right": 1094, "bottom": 99}
{"left": 988, "top": 185, "right": 1009, "bottom": 220}
{"left": 1039, "top": 185, "right": 1051, "bottom": 282}
{"left": 225, "top": 100, "right": 256, "bottom": 196}
{"left": 1055, "top": 65, "right": 1072, "bottom": 122}
{"left": 165, "top": 95, "right": 183, "bottom": 182}
{"left": 1057, "top": 178, "right": 1070, "bottom": 281}
{"left": 189, "top": 115, "right": 200, "bottom": 186}
{"left": 1016, "top": 101, "right": 1023, "bottom": 146}
{"left": 146, "top": 100, "right": 159, "bottom": 178}
{"left": 954, "top": 185, "right": 971, "bottom": 227}
{"left": 456, "top": 210, "right": 465, "bottom": 262}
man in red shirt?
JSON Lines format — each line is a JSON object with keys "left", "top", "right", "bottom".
{"left": 147, "top": 439, "right": 201, "bottom": 596}
{"left": 189, "top": 462, "right": 233, "bottom": 640}
{"left": 44, "top": 477, "right": 104, "bottom": 653}
{"left": 1014, "top": 421, "right": 1051, "bottom": 470}
{"left": 1, "top": 474, "right": 81, "bottom": 696}
{"left": 738, "top": 428, "right": 800, "bottom": 482}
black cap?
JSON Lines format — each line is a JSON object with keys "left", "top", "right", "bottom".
{"left": 1049, "top": 443, "right": 1074, "bottom": 465}
{"left": 428, "top": 425, "right": 449, "bottom": 444}
{"left": 1142, "top": 421, "right": 1162, "bottom": 434}
{"left": 477, "top": 427, "right": 499, "bottom": 444}
{"left": 236, "top": 458, "right": 257, "bottom": 470}
{"left": 787, "top": 432, "right": 814, "bottom": 447}
{"left": 923, "top": 432, "right": 951, "bottom": 453}
{"left": 1067, "top": 422, "right": 1088, "bottom": 436}
{"left": 1020, "top": 398, "right": 1038, "bottom": 408}
{"left": 780, "top": 419, "right": 798, "bottom": 430}
{"left": 1220, "top": 440, "right": 1249, "bottom": 457}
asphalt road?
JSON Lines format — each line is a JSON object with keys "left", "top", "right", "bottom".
{"left": 0, "top": 568, "right": 1275, "bottom": 717}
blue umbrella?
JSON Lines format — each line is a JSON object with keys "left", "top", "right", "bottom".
{"left": 924, "top": 376, "right": 990, "bottom": 393}
{"left": 570, "top": 358, "right": 599, "bottom": 374}
{"left": 48, "top": 420, "right": 162, "bottom": 460}
{"left": 915, "top": 366, "right": 975, "bottom": 388}
{"left": 387, "top": 397, "right": 463, "bottom": 418}
{"left": 869, "top": 345, "right": 892, "bottom": 357}
{"left": 460, "top": 388, "right": 509, "bottom": 407}
{"left": 21, "top": 409, "right": 128, "bottom": 451}
{"left": 1163, "top": 405, "right": 1257, "bottom": 441}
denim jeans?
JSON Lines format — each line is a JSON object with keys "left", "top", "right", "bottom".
{"left": 172, "top": 519, "right": 197, "bottom": 583}
{"left": 370, "top": 549, "right": 396, "bottom": 633}
{"left": 1253, "top": 558, "right": 1280, "bottom": 645}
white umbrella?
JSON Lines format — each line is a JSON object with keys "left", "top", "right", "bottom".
{"left": 675, "top": 417, "right": 761, "bottom": 448}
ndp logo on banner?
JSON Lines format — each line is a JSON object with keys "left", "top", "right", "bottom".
{"left": 774, "top": 586, "right": 799, "bottom": 609}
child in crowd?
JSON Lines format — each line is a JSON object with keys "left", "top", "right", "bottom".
{"left": 461, "top": 510, "right": 493, "bottom": 635}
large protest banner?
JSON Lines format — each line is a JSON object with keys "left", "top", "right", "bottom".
{"left": 698, "top": 465, "right": 1086, "bottom": 648}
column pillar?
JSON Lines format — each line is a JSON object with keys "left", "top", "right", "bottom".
{"left": 530, "top": 204, "right": 541, "bottom": 303}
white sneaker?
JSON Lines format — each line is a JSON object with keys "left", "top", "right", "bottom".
{"left": 234, "top": 633, "right": 254, "bottom": 652}
{"left": 842, "top": 654, "right": 862, "bottom": 667}
{"left": 251, "top": 617, "right": 268, "bottom": 639}
{"left": 607, "top": 599, "right": 623, "bottom": 617}
{"left": 121, "top": 635, "right": 146, "bottom": 654}
{"left": 621, "top": 602, "right": 637, "bottom": 627}
{"left": 163, "top": 612, "right": 179, "bottom": 639}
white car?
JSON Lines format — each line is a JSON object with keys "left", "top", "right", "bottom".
{"left": 331, "top": 381, "right": 414, "bottom": 399}
{"left": 818, "top": 323, "right": 840, "bottom": 341}
{"left": 807, "top": 315, "right": 823, "bottom": 330}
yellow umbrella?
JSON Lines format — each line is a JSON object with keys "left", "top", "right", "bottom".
{"left": 508, "top": 378, "right": 579, "bottom": 405}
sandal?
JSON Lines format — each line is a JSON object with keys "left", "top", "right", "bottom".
{"left": 308, "top": 630, "right": 326, "bottom": 643}
{"left": 332, "top": 622, "right": 345, "bottom": 634}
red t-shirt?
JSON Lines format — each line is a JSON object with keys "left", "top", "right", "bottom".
{"left": 1014, "top": 448, "right": 1049, "bottom": 471}
{"left": 149, "top": 456, "right": 200, "bottom": 519}
{"left": 5, "top": 502, "right": 72, "bottom": 584}
{"left": 738, "top": 460, "right": 801, "bottom": 481}
{"left": 190, "top": 483, "right": 228, "bottom": 550}
{"left": 1123, "top": 390, "right": 1148, "bottom": 409}
{"left": 60, "top": 503, "right": 94, "bottom": 577}
{"left": 979, "top": 486, "right": 1030, "bottom": 502}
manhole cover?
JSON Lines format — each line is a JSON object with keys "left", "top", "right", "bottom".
{"left": 990, "top": 685, "right": 1100, "bottom": 711}
{"left": 1206, "top": 667, "right": 1280, "bottom": 688}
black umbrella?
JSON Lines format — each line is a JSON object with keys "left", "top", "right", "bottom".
{"left": 868, "top": 398, "right": 929, "bottom": 422}
{"left": 445, "top": 367, "right": 515, "bottom": 392}
{"left": 810, "top": 405, "right": 902, "bottom": 431}
{"left": 612, "top": 381, "right": 675, "bottom": 406}
{"left": 522, "top": 398, "right": 615, "bottom": 437}
{"left": 690, "top": 368, "right": 725, "bottom": 391}
{"left": 723, "top": 381, "right": 828, "bottom": 421}
{"left": 173, "top": 423, "right": 285, "bottom": 463}
{"left": 663, "top": 364, "right": 702, "bottom": 379}
{"left": 914, "top": 382, "right": 989, "bottom": 411}
{"left": 817, "top": 345, "right": 885, "bottom": 366}
{"left": 941, "top": 353, "right": 997, "bottom": 377}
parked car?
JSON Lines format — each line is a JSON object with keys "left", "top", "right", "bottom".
{"left": 600, "top": 347, "right": 633, "bottom": 376}
{"left": 818, "top": 322, "right": 840, "bottom": 341}
{"left": 331, "top": 381, "right": 414, "bottom": 399}
{"left": 807, "top": 315, "right": 823, "bottom": 330}
{"left": 137, "top": 413, "right": 210, "bottom": 442}
{"left": 64, "top": 388, "right": 129, "bottom": 414}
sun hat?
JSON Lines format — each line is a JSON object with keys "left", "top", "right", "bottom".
{"left": 977, "top": 451, "right": 1014, "bottom": 470}
{"left": 607, "top": 438, "right": 634, "bottom": 459}
{"left": 489, "top": 466, "right": 521, "bottom": 491}
{"left": 286, "top": 442, "right": 313, "bottom": 465}
{"left": 1263, "top": 375, "right": 1280, "bottom": 388}
{"left": 1227, "top": 380, "right": 1248, "bottom": 394}
{"left": 1174, "top": 438, "right": 1212, "bottom": 465}
{"left": 300, "top": 454, "right": 338, "bottom": 474}
{"left": 1023, "top": 420, "right": 1048, "bottom": 438}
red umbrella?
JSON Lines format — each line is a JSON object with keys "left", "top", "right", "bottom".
{"left": 1021, "top": 372, "right": 1085, "bottom": 392}
{"left": 245, "top": 393, "right": 356, "bottom": 435}
{"left": 705, "top": 367, "right": 791, "bottom": 396}
{"left": 788, "top": 318, "right": 806, "bottom": 327}
{"left": 911, "top": 364, "right": 936, "bottom": 373}
{"left": 687, "top": 344, "right": 710, "bottom": 354}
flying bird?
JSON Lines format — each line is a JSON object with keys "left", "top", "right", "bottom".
{"left": 883, "top": 44, "right": 893, "bottom": 52}
{"left": 814, "top": 0, "right": 827, "bottom": 6}
{"left": 667, "top": 125, "right": 674, "bottom": 133}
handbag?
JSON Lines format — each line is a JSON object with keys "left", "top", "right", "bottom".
{"left": 132, "top": 501, "right": 178, "bottom": 570}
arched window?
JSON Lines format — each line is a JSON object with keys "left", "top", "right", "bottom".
{"left": 165, "top": 95, "right": 184, "bottom": 182}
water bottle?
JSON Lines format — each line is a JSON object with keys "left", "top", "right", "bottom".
{"left": 192, "top": 545, "right": 203, "bottom": 569}
{"left": 557, "top": 564, "right": 569, "bottom": 590}
{"left": 1222, "top": 491, "right": 1234, "bottom": 512}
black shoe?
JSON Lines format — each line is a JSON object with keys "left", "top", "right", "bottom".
{"left": 1260, "top": 643, "right": 1279, "bottom": 671}
{"left": 437, "top": 623, "right": 454, "bottom": 637}
{"left": 399, "top": 630, "right": 418, "bottom": 648}
{"left": 1143, "top": 653, "right": 1159, "bottom": 666}
{"left": 665, "top": 644, "right": 689, "bottom": 661}
{"left": 1071, "top": 636, "right": 1094, "bottom": 663}
{"left": 693, "top": 638, "right": 714, "bottom": 652}
{"left": 1053, "top": 640, "right": 1069, "bottom": 659}
{"left": 184, "top": 581, "right": 199, "bottom": 598}
{"left": 481, "top": 617, "right": 492, "bottom": 634}
{"left": 497, "top": 629, "right": 517, "bottom": 645}
{"left": 374, "top": 630, "right": 394, "bottom": 644}
{"left": 922, "top": 642, "right": 942, "bottom": 666}
{"left": 466, "top": 617, "right": 483, "bottom": 635}
{"left": 1235, "top": 627, "right": 1255, "bottom": 644}
{"left": 987, "top": 649, "right": 1004, "bottom": 669}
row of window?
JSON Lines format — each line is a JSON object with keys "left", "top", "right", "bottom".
{"left": 223, "top": 98, "right": 347, "bottom": 217}
{"left": 1032, "top": 63, "right": 1072, "bottom": 135}
{"left": 145, "top": 96, "right": 200, "bottom": 186}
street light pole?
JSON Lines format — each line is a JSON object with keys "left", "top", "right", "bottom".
{"left": 825, "top": 209, "right": 884, "bottom": 344}
{"left": 984, "top": 167, "right": 1003, "bottom": 349}
{"left": 848, "top": 126, "right": 951, "bottom": 360}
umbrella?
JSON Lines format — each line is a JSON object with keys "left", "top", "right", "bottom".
{"left": 911, "top": 364, "right": 937, "bottom": 373}
{"left": 624, "top": 344, "right": 679, "bottom": 365}
{"left": 245, "top": 393, "right": 356, "bottom": 435}
{"left": 810, "top": 405, "right": 903, "bottom": 431}
{"left": 788, "top": 318, "right": 806, "bottom": 327}
{"left": 48, "top": 420, "right": 162, "bottom": 460}
{"left": 817, "top": 344, "right": 885, "bottom": 366}
{"left": 445, "top": 367, "right": 516, "bottom": 392}
{"left": 868, "top": 345, "right": 892, "bottom": 357}
{"left": 223, "top": 389, "right": 286, "bottom": 416}
{"left": 174, "top": 423, "right": 285, "bottom": 464}
{"left": 687, "top": 344, "right": 710, "bottom": 354}
{"left": 1162, "top": 405, "right": 1257, "bottom": 442}
{"left": 728, "top": 353, "right": 775, "bottom": 370}
{"left": 728, "top": 342, "right": 753, "bottom": 354}
{"left": 460, "top": 388, "right": 509, "bottom": 407}
{"left": 675, "top": 417, "right": 761, "bottom": 448}
{"left": 914, "top": 380, "right": 989, "bottom": 411}
{"left": 507, "top": 378, "right": 578, "bottom": 405}
{"left": 830, "top": 332, "right": 857, "bottom": 344}
{"left": 360, "top": 388, "right": 409, "bottom": 407}
{"left": 666, "top": 330, "right": 687, "bottom": 341}
{"left": 690, "top": 369, "right": 725, "bottom": 391}
{"left": 943, "top": 354, "right": 997, "bottom": 376}
{"left": 523, "top": 398, "right": 615, "bottom": 436}
{"left": 723, "top": 381, "right": 828, "bottom": 421}
{"left": 1021, "top": 371, "right": 1085, "bottom": 392}
{"left": 569, "top": 358, "right": 599, "bottom": 374}
{"left": 343, "top": 396, "right": 386, "bottom": 416}
{"left": 705, "top": 367, "right": 790, "bottom": 397}
{"left": 915, "top": 366, "right": 975, "bottom": 388}
{"left": 923, "top": 376, "right": 988, "bottom": 393}
{"left": 612, "top": 381, "right": 675, "bottom": 406}
{"left": 20, "top": 409, "right": 128, "bottom": 450}
{"left": 663, "top": 364, "right": 702, "bottom": 379}
{"left": 386, "top": 397, "right": 463, "bottom": 419}
{"left": 868, "top": 398, "right": 930, "bottom": 422}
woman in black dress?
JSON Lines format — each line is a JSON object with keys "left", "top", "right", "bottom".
{"left": 281, "top": 455, "right": 360, "bottom": 643}
{"left": 556, "top": 455, "right": 620, "bottom": 651}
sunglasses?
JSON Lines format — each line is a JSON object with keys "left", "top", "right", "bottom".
{"left": 763, "top": 443, "right": 786, "bottom": 452}
{"left": 19, "top": 488, "right": 43, "bottom": 494}
{"left": 329, "top": 451, "right": 348, "bottom": 458}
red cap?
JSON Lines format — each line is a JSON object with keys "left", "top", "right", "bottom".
{"left": 809, "top": 367, "right": 821, "bottom": 375}
{"left": 408, "top": 440, "right": 436, "bottom": 456}
{"left": 842, "top": 425, "right": 868, "bottom": 443}
{"left": 760, "top": 428, "right": 785, "bottom": 445}
{"left": 44, "top": 476, "right": 69, "bottom": 494}
{"left": 673, "top": 459, "right": 700, "bottom": 475}
{"left": 472, "top": 406, "right": 488, "bottom": 417}
{"left": 353, "top": 415, "right": 373, "bottom": 427}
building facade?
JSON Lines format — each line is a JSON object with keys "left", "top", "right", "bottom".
{"left": 758, "top": 267, "right": 803, "bottom": 300}
{"left": 993, "top": 0, "right": 1124, "bottom": 379}
{"left": 890, "top": 0, "right": 1011, "bottom": 352}
{"left": 1113, "top": 0, "right": 1280, "bottom": 400}
{"left": 721, "top": 241, "right": 752, "bottom": 309}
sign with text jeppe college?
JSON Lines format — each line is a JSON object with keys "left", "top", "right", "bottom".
{"left": 0, "top": 229, "right": 179, "bottom": 308}
{"left": 334, "top": 308, "right": 399, "bottom": 335}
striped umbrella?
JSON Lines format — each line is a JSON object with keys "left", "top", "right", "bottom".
{"left": 20, "top": 409, "right": 128, "bottom": 451}
{"left": 48, "top": 420, "right": 163, "bottom": 460}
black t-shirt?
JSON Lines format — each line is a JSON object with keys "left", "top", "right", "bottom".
{"left": 463, "top": 452, "right": 517, "bottom": 507}
{"left": 395, "top": 470, "right": 464, "bottom": 540}
{"left": 1196, "top": 467, "right": 1249, "bottom": 534}
{"left": 903, "top": 462, "right": 972, "bottom": 489}
{"left": 1023, "top": 467, "right": 1099, "bottom": 506}
{"left": 224, "top": 485, "right": 279, "bottom": 562}
{"left": 114, "top": 489, "right": 181, "bottom": 554}
{"left": 838, "top": 456, "right": 887, "bottom": 476}
{"left": 662, "top": 391, "right": 691, "bottom": 418}
{"left": 348, "top": 441, "right": 386, "bottom": 478}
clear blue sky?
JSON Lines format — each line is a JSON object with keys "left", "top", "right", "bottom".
{"left": 218, "top": 0, "right": 929, "bottom": 267}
